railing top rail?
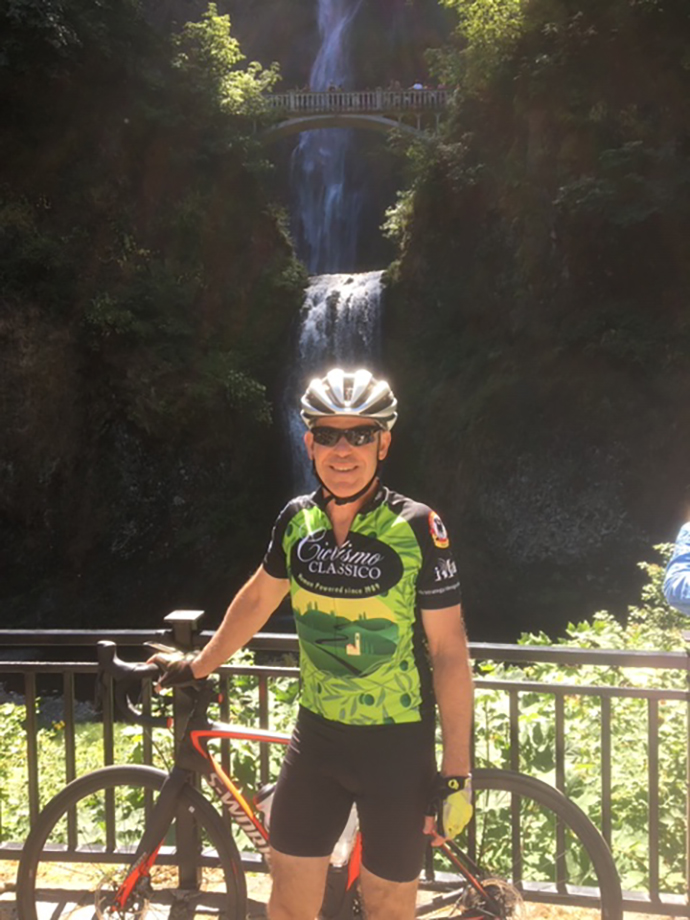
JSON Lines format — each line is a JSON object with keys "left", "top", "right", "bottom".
{"left": 0, "top": 660, "right": 683, "bottom": 701}
{"left": 0, "top": 629, "right": 170, "bottom": 646}
{"left": 0, "top": 628, "right": 688, "bottom": 670}
{"left": 469, "top": 641, "right": 690, "bottom": 671}
{"left": 479, "top": 678, "right": 688, "bottom": 701}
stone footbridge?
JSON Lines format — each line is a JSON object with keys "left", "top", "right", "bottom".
{"left": 262, "top": 88, "right": 450, "bottom": 140}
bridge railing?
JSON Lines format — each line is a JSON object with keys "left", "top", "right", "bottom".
{"left": 0, "top": 615, "right": 688, "bottom": 914}
{"left": 265, "top": 88, "right": 449, "bottom": 115}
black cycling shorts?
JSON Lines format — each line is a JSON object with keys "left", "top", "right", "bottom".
{"left": 269, "top": 706, "right": 436, "bottom": 883}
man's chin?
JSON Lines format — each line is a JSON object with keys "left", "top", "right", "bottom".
{"left": 324, "top": 478, "right": 360, "bottom": 496}
{"left": 328, "top": 487, "right": 358, "bottom": 500}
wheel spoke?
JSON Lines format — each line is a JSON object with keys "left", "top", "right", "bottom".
{"left": 18, "top": 767, "right": 246, "bottom": 920}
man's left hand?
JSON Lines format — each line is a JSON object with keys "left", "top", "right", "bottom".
{"left": 425, "top": 774, "right": 473, "bottom": 845}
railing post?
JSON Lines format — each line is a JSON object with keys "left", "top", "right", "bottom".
{"left": 164, "top": 609, "right": 204, "bottom": 890}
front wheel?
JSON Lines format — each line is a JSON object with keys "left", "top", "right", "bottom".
{"left": 17, "top": 764, "right": 247, "bottom": 920}
{"left": 416, "top": 768, "right": 622, "bottom": 920}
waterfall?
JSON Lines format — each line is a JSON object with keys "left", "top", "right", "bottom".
{"left": 286, "top": 0, "right": 383, "bottom": 493}
{"left": 291, "top": 0, "right": 364, "bottom": 273}
{"left": 287, "top": 271, "right": 384, "bottom": 493}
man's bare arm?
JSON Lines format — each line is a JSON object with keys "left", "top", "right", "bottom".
{"left": 421, "top": 604, "right": 473, "bottom": 777}
{"left": 189, "top": 566, "right": 289, "bottom": 678}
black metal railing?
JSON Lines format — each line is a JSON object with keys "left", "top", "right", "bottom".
{"left": 0, "top": 613, "right": 688, "bottom": 915}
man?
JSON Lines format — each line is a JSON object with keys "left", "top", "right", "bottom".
{"left": 154, "top": 368, "right": 474, "bottom": 920}
{"left": 663, "top": 520, "right": 690, "bottom": 615}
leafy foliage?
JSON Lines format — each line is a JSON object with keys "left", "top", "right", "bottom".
{"left": 2, "top": 550, "right": 686, "bottom": 896}
{"left": 384, "top": 0, "right": 690, "bottom": 634}
{"left": 0, "top": 1, "right": 306, "bottom": 625}
{"left": 474, "top": 544, "right": 688, "bottom": 893}
{"left": 172, "top": 4, "right": 279, "bottom": 115}
{"left": 430, "top": 0, "right": 525, "bottom": 88}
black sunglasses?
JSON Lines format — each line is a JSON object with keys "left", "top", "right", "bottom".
{"left": 311, "top": 425, "right": 382, "bottom": 447}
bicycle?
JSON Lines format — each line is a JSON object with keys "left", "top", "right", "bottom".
{"left": 17, "top": 640, "right": 622, "bottom": 920}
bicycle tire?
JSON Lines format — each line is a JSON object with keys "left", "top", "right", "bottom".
{"left": 17, "top": 764, "right": 247, "bottom": 920}
{"left": 417, "top": 768, "right": 622, "bottom": 920}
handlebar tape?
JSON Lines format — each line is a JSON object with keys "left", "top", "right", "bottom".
{"left": 97, "top": 641, "right": 168, "bottom": 727}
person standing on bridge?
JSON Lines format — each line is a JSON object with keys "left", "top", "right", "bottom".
{"left": 663, "top": 518, "right": 690, "bottom": 615}
{"left": 152, "top": 368, "right": 474, "bottom": 920}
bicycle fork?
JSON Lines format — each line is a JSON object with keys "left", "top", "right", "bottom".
{"left": 109, "top": 768, "right": 193, "bottom": 910}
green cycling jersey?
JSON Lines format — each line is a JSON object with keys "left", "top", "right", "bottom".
{"left": 263, "top": 485, "right": 461, "bottom": 726}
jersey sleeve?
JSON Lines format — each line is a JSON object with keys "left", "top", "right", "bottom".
{"left": 414, "top": 508, "right": 462, "bottom": 610}
{"left": 663, "top": 522, "right": 690, "bottom": 616}
{"left": 262, "top": 503, "right": 293, "bottom": 579}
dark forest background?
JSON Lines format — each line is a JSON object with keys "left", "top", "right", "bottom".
{"left": 2, "top": 0, "right": 690, "bottom": 641}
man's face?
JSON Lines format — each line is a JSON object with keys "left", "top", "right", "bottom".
{"left": 304, "top": 416, "right": 392, "bottom": 499}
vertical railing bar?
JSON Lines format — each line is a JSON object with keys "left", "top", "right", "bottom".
{"left": 142, "top": 679, "right": 153, "bottom": 766}
{"left": 601, "top": 695, "right": 612, "bottom": 847}
{"left": 467, "top": 806, "right": 477, "bottom": 863}
{"left": 259, "top": 674, "right": 270, "bottom": 786}
{"left": 142, "top": 679, "right": 154, "bottom": 818}
{"left": 555, "top": 693, "right": 566, "bottom": 792}
{"left": 509, "top": 689, "right": 522, "bottom": 885}
{"left": 64, "top": 671, "right": 76, "bottom": 782}
{"left": 102, "top": 671, "right": 116, "bottom": 851}
{"left": 648, "top": 697, "right": 660, "bottom": 901}
{"left": 509, "top": 689, "right": 520, "bottom": 772}
{"left": 555, "top": 694, "right": 567, "bottom": 894}
{"left": 25, "top": 672, "right": 39, "bottom": 824}
{"left": 63, "top": 671, "right": 77, "bottom": 849}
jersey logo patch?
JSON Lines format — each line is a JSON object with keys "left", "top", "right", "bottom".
{"left": 428, "top": 511, "right": 449, "bottom": 549}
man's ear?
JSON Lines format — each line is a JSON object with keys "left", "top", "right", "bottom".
{"left": 304, "top": 430, "right": 315, "bottom": 461}
{"left": 378, "top": 430, "right": 392, "bottom": 462}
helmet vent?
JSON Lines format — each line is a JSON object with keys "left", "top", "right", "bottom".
{"left": 300, "top": 368, "right": 398, "bottom": 430}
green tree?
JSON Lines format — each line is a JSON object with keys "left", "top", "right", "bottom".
{"left": 172, "top": 3, "right": 279, "bottom": 116}
{"left": 0, "top": 0, "right": 305, "bottom": 628}
{"left": 429, "top": 0, "right": 525, "bottom": 89}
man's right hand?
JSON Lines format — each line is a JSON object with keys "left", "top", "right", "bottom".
{"left": 146, "top": 648, "right": 198, "bottom": 688}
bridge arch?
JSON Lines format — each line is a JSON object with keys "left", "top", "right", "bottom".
{"left": 262, "top": 113, "right": 422, "bottom": 142}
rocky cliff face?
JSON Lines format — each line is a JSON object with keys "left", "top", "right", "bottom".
{"left": 383, "top": 1, "right": 690, "bottom": 639}
{"left": 0, "top": 0, "right": 304, "bottom": 629}
{"left": 140, "top": 0, "right": 451, "bottom": 89}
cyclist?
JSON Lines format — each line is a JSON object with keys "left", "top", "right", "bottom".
{"left": 152, "top": 368, "right": 474, "bottom": 920}
{"left": 663, "top": 520, "right": 690, "bottom": 615}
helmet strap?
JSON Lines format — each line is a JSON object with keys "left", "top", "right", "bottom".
{"left": 312, "top": 462, "right": 380, "bottom": 507}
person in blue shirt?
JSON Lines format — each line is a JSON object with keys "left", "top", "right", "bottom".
{"left": 663, "top": 522, "right": 690, "bottom": 615}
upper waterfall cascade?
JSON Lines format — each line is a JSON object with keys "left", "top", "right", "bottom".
{"left": 291, "top": 0, "right": 364, "bottom": 275}
{"left": 287, "top": 1, "right": 385, "bottom": 491}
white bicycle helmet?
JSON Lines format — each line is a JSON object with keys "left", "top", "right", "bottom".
{"left": 300, "top": 368, "right": 398, "bottom": 430}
